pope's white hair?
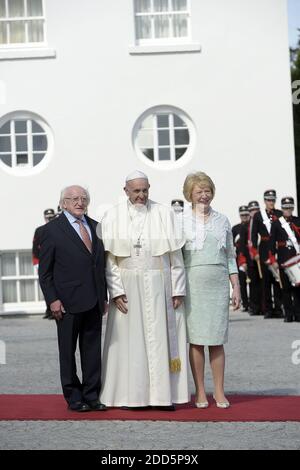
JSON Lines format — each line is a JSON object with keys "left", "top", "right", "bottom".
{"left": 59, "top": 185, "right": 90, "bottom": 206}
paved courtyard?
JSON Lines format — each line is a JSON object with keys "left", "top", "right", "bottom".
{"left": 0, "top": 311, "right": 300, "bottom": 450}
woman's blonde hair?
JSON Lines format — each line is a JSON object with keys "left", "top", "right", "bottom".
{"left": 183, "top": 172, "right": 215, "bottom": 202}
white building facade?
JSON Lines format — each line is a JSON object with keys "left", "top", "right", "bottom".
{"left": 0, "top": 0, "right": 296, "bottom": 314}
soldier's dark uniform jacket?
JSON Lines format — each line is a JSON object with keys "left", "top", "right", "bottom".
{"left": 251, "top": 209, "right": 283, "bottom": 262}
{"left": 269, "top": 216, "right": 300, "bottom": 265}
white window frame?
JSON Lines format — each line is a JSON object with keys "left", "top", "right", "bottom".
{"left": 0, "top": 0, "right": 55, "bottom": 60}
{"left": 0, "top": 250, "right": 45, "bottom": 313}
{"left": 0, "top": 0, "right": 46, "bottom": 48}
{"left": 133, "top": 105, "right": 196, "bottom": 170}
{"left": 0, "top": 110, "right": 53, "bottom": 177}
{"left": 134, "top": 0, "right": 191, "bottom": 45}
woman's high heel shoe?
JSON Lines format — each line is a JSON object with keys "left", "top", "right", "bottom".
{"left": 213, "top": 395, "right": 230, "bottom": 409}
{"left": 195, "top": 401, "right": 209, "bottom": 409}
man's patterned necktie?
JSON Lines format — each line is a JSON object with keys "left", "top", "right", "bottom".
{"left": 75, "top": 219, "right": 92, "bottom": 253}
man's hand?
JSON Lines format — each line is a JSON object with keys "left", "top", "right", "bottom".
{"left": 272, "top": 262, "right": 279, "bottom": 271}
{"left": 172, "top": 296, "right": 184, "bottom": 309}
{"left": 241, "top": 263, "right": 247, "bottom": 272}
{"left": 254, "top": 254, "right": 260, "bottom": 262}
{"left": 50, "top": 299, "right": 65, "bottom": 320}
{"left": 113, "top": 295, "right": 128, "bottom": 314}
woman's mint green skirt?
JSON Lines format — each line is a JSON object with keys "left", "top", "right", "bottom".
{"left": 185, "top": 264, "right": 230, "bottom": 345}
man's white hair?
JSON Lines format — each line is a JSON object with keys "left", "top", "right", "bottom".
{"left": 59, "top": 185, "right": 90, "bottom": 206}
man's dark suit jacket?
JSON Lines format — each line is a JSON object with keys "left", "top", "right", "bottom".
{"left": 39, "top": 213, "right": 106, "bottom": 313}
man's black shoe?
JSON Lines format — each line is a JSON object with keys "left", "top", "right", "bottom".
{"left": 85, "top": 400, "right": 107, "bottom": 411}
{"left": 68, "top": 401, "right": 91, "bottom": 412}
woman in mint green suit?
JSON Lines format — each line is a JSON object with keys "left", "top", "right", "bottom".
{"left": 182, "top": 172, "right": 240, "bottom": 409}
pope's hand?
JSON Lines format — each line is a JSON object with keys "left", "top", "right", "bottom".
{"left": 173, "top": 296, "right": 184, "bottom": 309}
{"left": 113, "top": 295, "right": 128, "bottom": 314}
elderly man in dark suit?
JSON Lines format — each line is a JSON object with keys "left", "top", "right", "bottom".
{"left": 39, "top": 185, "right": 107, "bottom": 412}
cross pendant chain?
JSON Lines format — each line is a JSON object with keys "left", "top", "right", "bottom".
{"left": 134, "top": 238, "right": 142, "bottom": 256}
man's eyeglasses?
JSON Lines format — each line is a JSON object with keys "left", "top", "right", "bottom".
{"left": 64, "top": 197, "right": 88, "bottom": 205}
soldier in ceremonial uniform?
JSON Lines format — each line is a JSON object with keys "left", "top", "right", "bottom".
{"left": 251, "top": 190, "right": 283, "bottom": 318}
{"left": 32, "top": 208, "right": 56, "bottom": 319}
{"left": 269, "top": 197, "right": 300, "bottom": 322}
{"left": 232, "top": 205, "right": 250, "bottom": 311}
{"left": 239, "top": 201, "right": 262, "bottom": 315}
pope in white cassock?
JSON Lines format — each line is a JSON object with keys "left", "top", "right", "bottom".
{"left": 99, "top": 171, "right": 189, "bottom": 409}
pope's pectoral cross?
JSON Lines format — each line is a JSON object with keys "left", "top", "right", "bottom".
{"left": 134, "top": 239, "right": 142, "bottom": 256}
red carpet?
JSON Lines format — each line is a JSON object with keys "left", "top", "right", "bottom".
{"left": 0, "top": 395, "right": 300, "bottom": 421}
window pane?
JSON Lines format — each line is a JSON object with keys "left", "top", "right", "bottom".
{"left": 16, "top": 135, "right": 28, "bottom": 152}
{"left": 157, "top": 115, "right": 169, "bottom": 128}
{"left": 16, "top": 154, "right": 28, "bottom": 165}
{"left": 158, "top": 129, "right": 170, "bottom": 145}
{"left": 173, "top": 115, "right": 187, "bottom": 127}
{"left": 1, "top": 253, "right": 16, "bottom": 276}
{"left": 175, "top": 147, "right": 187, "bottom": 160}
{"left": 20, "top": 280, "right": 35, "bottom": 301}
{"left": 0, "top": 0, "right": 6, "bottom": 17}
{"left": 135, "top": 0, "right": 151, "bottom": 13}
{"left": 135, "top": 16, "right": 151, "bottom": 39}
{"left": 154, "top": 0, "right": 169, "bottom": 12}
{"left": 33, "top": 134, "right": 47, "bottom": 151}
{"left": 137, "top": 129, "right": 153, "bottom": 148}
{"left": 1, "top": 155, "right": 12, "bottom": 166}
{"left": 0, "top": 121, "right": 11, "bottom": 134}
{"left": 0, "top": 21, "right": 7, "bottom": 43}
{"left": 142, "top": 148, "right": 154, "bottom": 161}
{"left": 154, "top": 15, "right": 169, "bottom": 38}
{"left": 19, "top": 252, "right": 33, "bottom": 275}
{"left": 140, "top": 115, "right": 153, "bottom": 129}
{"left": 9, "top": 20, "right": 26, "bottom": 43}
{"left": 173, "top": 14, "right": 188, "bottom": 37}
{"left": 27, "top": 0, "right": 43, "bottom": 16}
{"left": 158, "top": 147, "right": 171, "bottom": 160}
{"left": 33, "top": 153, "right": 45, "bottom": 166}
{"left": 0, "top": 136, "right": 11, "bottom": 152}
{"left": 3, "top": 281, "right": 17, "bottom": 302}
{"left": 15, "top": 120, "right": 27, "bottom": 133}
{"left": 172, "top": 0, "right": 187, "bottom": 11}
{"left": 175, "top": 129, "right": 189, "bottom": 145}
{"left": 32, "top": 121, "right": 44, "bottom": 133}
{"left": 28, "top": 19, "right": 44, "bottom": 42}
{"left": 8, "top": 0, "right": 24, "bottom": 17}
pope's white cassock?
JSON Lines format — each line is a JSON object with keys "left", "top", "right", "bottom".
{"left": 100, "top": 198, "right": 189, "bottom": 407}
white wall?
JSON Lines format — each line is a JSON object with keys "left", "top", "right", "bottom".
{"left": 0, "top": 0, "right": 295, "bottom": 249}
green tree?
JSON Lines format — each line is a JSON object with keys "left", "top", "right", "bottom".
{"left": 290, "top": 30, "right": 300, "bottom": 208}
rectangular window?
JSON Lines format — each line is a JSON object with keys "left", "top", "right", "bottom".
{"left": 0, "top": 0, "right": 45, "bottom": 46}
{"left": 0, "top": 251, "right": 44, "bottom": 304}
{"left": 134, "top": 0, "right": 190, "bottom": 45}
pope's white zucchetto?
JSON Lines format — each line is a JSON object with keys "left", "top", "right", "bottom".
{"left": 125, "top": 170, "right": 148, "bottom": 183}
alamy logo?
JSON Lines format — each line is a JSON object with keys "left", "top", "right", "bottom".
{"left": 0, "top": 340, "right": 6, "bottom": 365}
{"left": 291, "top": 340, "right": 300, "bottom": 365}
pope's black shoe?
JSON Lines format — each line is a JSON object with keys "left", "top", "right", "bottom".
{"left": 152, "top": 405, "right": 176, "bottom": 411}
{"left": 85, "top": 400, "right": 107, "bottom": 411}
{"left": 68, "top": 401, "right": 91, "bottom": 412}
